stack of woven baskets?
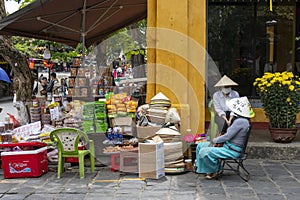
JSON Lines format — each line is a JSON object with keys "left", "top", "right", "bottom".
{"left": 156, "top": 126, "right": 185, "bottom": 173}
{"left": 147, "top": 92, "right": 171, "bottom": 125}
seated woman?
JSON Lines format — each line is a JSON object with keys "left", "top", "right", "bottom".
{"left": 195, "top": 96, "right": 255, "bottom": 179}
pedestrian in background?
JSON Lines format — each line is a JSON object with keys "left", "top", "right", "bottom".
{"left": 47, "top": 72, "right": 61, "bottom": 95}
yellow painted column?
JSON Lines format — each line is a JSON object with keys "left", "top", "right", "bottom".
{"left": 146, "top": 0, "right": 206, "bottom": 134}
{"left": 146, "top": 0, "right": 157, "bottom": 100}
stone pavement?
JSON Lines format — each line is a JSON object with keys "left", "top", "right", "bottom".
{"left": 1, "top": 159, "right": 300, "bottom": 200}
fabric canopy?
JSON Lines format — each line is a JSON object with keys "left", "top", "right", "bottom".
{"left": 0, "top": 0, "right": 147, "bottom": 48}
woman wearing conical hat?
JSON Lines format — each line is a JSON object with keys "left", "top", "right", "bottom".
{"left": 213, "top": 75, "right": 239, "bottom": 134}
{"left": 195, "top": 97, "right": 255, "bottom": 179}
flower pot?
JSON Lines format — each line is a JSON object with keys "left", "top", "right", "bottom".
{"left": 269, "top": 127, "right": 298, "bottom": 143}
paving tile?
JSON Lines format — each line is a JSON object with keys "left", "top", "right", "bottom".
{"left": 199, "top": 187, "right": 226, "bottom": 195}
{"left": 60, "top": 187, "right": 90, "bottom": 194}
{"left": 225, "top": 187, "right": 256, "bottom": 196}
{"left": 200, "top": 194, "right": 227, "bottom": 200}
{"left": 0, "top": 194, "right": 28, "bottom": 200}
{"left": 257, "top": 194, "right": 286, "bottom": 200}
{"left": 141, "top": 191, "right": 169, "bottom": 199}
{"left": 88, "top": 187, "right": 116, "bottom": 194}
{"left": 34, "top": 186, "right": 64, "bottom": 194}
{"left": 55, "top": 193, "right": 86, "bottom": 200}
{"left": 7, "top": 186, "right": 37, "bottom": 194}
{"left": 0, "top": 183, "right": 18, "bottom": 193}
{"left": 85, "top": 193, "right": 115, "bottom": 200}
{"left": 24, "top": 194, "right": 56, "bottom": 200}
{"left": 169, "top": 193, "right": 197, "bottom": 200}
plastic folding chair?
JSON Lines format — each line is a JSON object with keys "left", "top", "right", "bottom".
{"left": 50, "top": 127, "right": 95, "bottom": 179}
{"left": 218, "top": 125, "right": 252, "bottom": 182}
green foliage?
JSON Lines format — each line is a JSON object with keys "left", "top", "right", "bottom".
{"left": 105, "top": 19, "right": 146, "bottom": 63}
{"left": 12, "top": 36, "right": 82, "bottom": 62}
{"left": 254, "top": 72, "right": 300, "bottom": 128}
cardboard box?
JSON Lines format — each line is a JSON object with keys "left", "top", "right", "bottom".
{"left": 111, "top": 117, "right": 136, "bottom": 136}
{"left": 1, "top": 146, "right": 48, "bottom": 178}
{"left": 139, "top": 136, "right": 165, "bottom": 179}
{"left": 137, "top": 126, "right": 161, "bottom": 141}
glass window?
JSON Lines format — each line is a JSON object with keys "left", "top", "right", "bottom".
{"left": 208, "top": 1, "right": 297, "bottom": 98}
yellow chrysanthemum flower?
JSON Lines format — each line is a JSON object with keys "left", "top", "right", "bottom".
{"left": 287, "top": 72, "right": 294, "bottom": 78}
{"left": 289, "top": 85, "right": 295, "bottom": 91}
{"left": 286, "top": 97, "right": 291, "bottom": 102}
{"left": 282, "top": 75, "right": 289, "bottom": 80}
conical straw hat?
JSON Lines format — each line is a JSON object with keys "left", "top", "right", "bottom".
{"left": 214, "top": 75, "right": 238, "bottom": 87}
{"left": 226, "top": 97, "right": 255, "bottom": 118}
{"left": 151, "top": 92, "right": 170, "bottom": 101}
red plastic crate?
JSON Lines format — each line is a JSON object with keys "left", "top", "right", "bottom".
{"left": 1, "top": 146, "right": 48, "bottom": 178}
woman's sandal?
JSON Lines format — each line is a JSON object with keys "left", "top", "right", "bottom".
{"left": 205, "top": 173, "right": 219, "bottom": 180}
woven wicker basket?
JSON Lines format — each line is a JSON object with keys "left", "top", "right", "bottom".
{"left": 147, "top": 115, "right": 165, "bottom": 124}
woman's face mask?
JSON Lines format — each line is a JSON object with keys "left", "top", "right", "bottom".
{"left": 221, "top": 87, "right": 231, "bottom": 94}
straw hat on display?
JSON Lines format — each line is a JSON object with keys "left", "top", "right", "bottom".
{"left": 226, "top": 97, "right": 255, "bottom": 118}
{"left": 150, "top": 92, "right": 171, "bottom": 108}
{"left": 214, "top": 75, "right": 238, "bottom": 87}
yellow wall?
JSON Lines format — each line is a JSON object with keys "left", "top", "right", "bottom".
{"left": 205, "top": 108, "right": 268, "bottom": 122}
{"left": 205, "top": 107, "right": 300, "bottom": 125}
{"left": 147, "top": 0, "right": 206, "bottom": 134}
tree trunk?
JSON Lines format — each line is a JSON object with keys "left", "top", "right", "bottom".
{"left": 0, "top": 0, "right": 33, "bottom": 124}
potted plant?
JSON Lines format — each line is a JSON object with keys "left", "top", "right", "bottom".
{"left": 253, "top": 71, "right": 300, "bottom": 143}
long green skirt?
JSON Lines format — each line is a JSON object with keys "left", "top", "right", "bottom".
{"left": 195, "top": 141, "right": 242, "bottom": 174}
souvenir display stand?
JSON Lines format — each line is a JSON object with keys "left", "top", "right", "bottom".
{"left": 0, "top": 54, "right": 203, "bottom": 180}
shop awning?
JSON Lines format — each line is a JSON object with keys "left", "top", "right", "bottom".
{"left": 0, "top": 0, "right": 147, "bottom": 48}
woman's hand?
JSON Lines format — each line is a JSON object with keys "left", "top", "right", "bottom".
{"left": 227, "top": 116, "right": 234, "bottom": 127}
{"left": 227, "top": 119, "right": 232, "bottom": 126}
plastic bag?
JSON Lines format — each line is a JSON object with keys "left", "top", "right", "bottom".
{"left": 7, "top": 113, "right": 20, "bottom": 128}
{"left": 165, "top": 108, "right": 181, "bottom": 124}
{"left": 138, "top": 115, "right": 149, "bottom": 126}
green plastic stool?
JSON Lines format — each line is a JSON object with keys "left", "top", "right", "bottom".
{"left": 50, "top": 127, "right": 95, "bottom": 179}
